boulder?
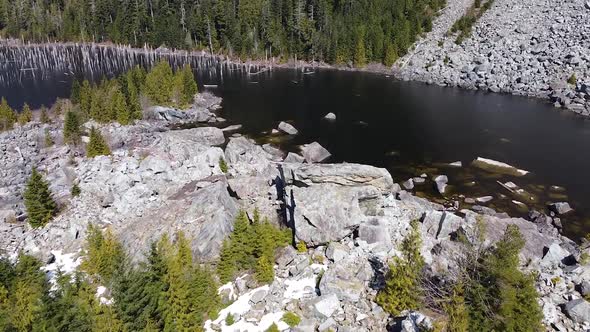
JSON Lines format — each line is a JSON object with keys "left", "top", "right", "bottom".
{"left": 188, "top": 127, "right": 225, "bottom": 146}
{"left": 146, "top": 106, "right": 187, "bottom": 121}
{"left": 358, "top": 218, "right": 393, "bottom": 249}
{"left": 300, "top": 142, "right": 331, "bottom": 163}
{"left": 422, "top": 211, "right": 464, "bottom": 240}
{"left": 288, "top": 184, "right": 380, "bottom": 246}
{"left": 541, "top": 243, "right": 571, "bottom": 266}
{"left": 433, "top": 175, "right": 448, "bottom": 194}
{"left": 319, "top": 264, "right": 365, "bottom": 302}
{"left": 285, "top": 163, "right": 394, "bottom": 193}
{"left": 325, "top": 242, "right": 350, "bottom": 263}
{"left": 284, "top": 152, "right": 305, "bottom": 164}
{"left": 323, "top": 113, "right": 337, "bottom": 120}
{"left": 548, "top": 202, "right": 573, "bottom": 215}
{"left": 312, "top": 294, "right": 341, "bottom": 318}
{"left": 564, "top": 299, "right": 590, "bottom": 323}
{"left": 402, "top": 179, "right": 414, "bottom": 190}
{"left": 278, "top": 121, "right": 299, "bottom": 135}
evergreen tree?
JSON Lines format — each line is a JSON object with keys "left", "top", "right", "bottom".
{"left": 173, "top": 64, "right": 198, "bottom": 107}
{"left": 79, "top": 80, "right": 93, "bottom": 116}
{"left": 109, "top": 86, "right": 130, "bottom": 125}
{"left": 255, "top": 255, "right": 274, "bottom": 283}
{"left": 145, "top": 61, "right": 174, "bottom": 106}
{"left": 41, "top": 129, "right": 53, "bottom": 148}
{"left": 40, "top": 105, "right": 50, "bottom": 123}
{"left": 86, "top": 127, "right": 111, "bottom": 158}
{"left": 18, "top": 103, "right": 33, "bottom": 125}
{"left": 445, "top": 283, "right": 469, "bottom": 332}
{"left": 63, "top": 110, "right": 81, "bottom": 145}
{"left": 375, "top": 220, "right": 424, "bottom": 316}
{"left": 81, "top": 224, "right": 125, "bottom": 284}
{"left": 384, "top": 42, "right": 398, "bottom": 67}
{"left": 23, "top": 168, "right": 57, "bottom": 228}
{"left": 71, "top": 182, "right": 81, "bottom": 197}
{"left": 217, "top": 239, "right": 236, "bottom": 284}
{"left": 71, "top": 79, "right": 82, "bottom": 104}
{"left": 0, "top": 97, "right": 16, "bottom": 131}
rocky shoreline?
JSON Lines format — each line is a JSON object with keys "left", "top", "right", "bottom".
{"left": 395, "top": 0, "right": 590, "bottom": 117}
{"left": 1, "top": 92, "right": 590, "bottom": 330}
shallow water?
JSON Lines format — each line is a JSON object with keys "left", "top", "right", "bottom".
{"left": 2, "top": 58, "right": 589, "bottom": 240}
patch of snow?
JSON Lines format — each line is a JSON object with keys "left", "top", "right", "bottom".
{"left": 218, "top": 282, "right": 236, "bottom": 300}
{"left": 283, "top": 276, "right": 317, "bottom": 300}
{"left": 42, "top": 250, "right": 83, "bottom": 284}
{"left": 205, "top": 285, "right": 290, "bottom": 332}
{"left": 475, "top": 157, "right": 529, "bottom": 175}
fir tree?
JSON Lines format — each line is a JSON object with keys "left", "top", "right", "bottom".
{"left": 63, "top": 110, "right": 81, "bottom": 145}
{"left": 18, "top": 103, "right": 33, "bottom": 125}
{"left": 217, "top": 239, "right": 236, "bottom": 284}
{"left": 145, "top": 61, "right": 174, "bottom": 106}
{"left": 255, "top": 255, "right": 274, "bottom": 283}
{"left": 23, "top": 168, "right": 57, "bottom": 228}
{"left": 445, "top": 283, "right": 469, "bottom": 332}
{"left": 79, "top": 80, "right": 93, "bottom": 116}
{"left": 71, "top": 80, "right": 82, "bottom": 104}
{"left": 375, "top": 220, "right": 424, "bottom": 316}
{"left": 81, "top": 224, "right": 125, "bottom": 284}
{"left": 86, "top": 127, "right": 111, "bottom": 158}
{"left": 44, "top": 128, "right": 54, "bottom": 147}
{"left": 173, "top": 64, "right": 198, "bottom": 107}
{"left": 40, "top": 105, "right": 50, "bottom": 123}
{"left": 0, "top": 97, "right": 16, "bottom": 131}
{"left": 384, "top": 42, "right": 398, "bottom": 67}
{"left": 110, "top": 87, "right": 130, "bottom": 125}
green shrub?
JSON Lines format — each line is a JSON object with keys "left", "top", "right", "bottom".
{"left": 265, "top": 323, "right": 280, "bottom": 332}
{"left": 71, "top": 183, "right": 81, "bottom": 197}
{"left": 282, "top": 312, "right": 301, "bottom": 327}
{"left": 44, "top": 129, "right": 54, "bottom": 147}
{"left": 219, "top": 158, "right": 228, "bottom": 173}
{"left": 63, "top": 110, "right": 81, "bottom": 145}
{"left": 568, "top": 73, "right": 577, "bottom": 85}
{"left": 225, "top": 314, "right": 235, "bottom": 326}
{"left": 296, "top": 241, "right": 307, "bottom": 253}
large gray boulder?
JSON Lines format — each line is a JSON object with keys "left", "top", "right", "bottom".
{"left": 319, "top": 263, "right": 368, "bottom": 302}
{"left": 300, "top": 142, "right": 331, "bottom": 163}
{"left": 224, "top": 137, "right": 275, "bottom": 176}
{"left": 312, "top": 294, "right": 341, "bottom": 318}
{"left": 433, "top": 175, "right": 448, "bottom": 194}
{"left": 285, "top": 163, "right": 394, "bottom": 193}
{"left": 358, "top": 218, "right": 393, "bottom": 250}
{"left": 278, "top": 121, "right": 299, "bottom": 135}
{"left": 288, "top": 184, "right": 380, "bottom": 246}
{"left": 422, "top": 211, "right": 464, "bottom": 240}
{"left": 564, "top": 299, "right": 590, "bottom": 323}
{"left": 548, "top": 202, "right": 573, "bottom": 215}
{"left": 119, "top": 180, "right": 239, "bottom": 261}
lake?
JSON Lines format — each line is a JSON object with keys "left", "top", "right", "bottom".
{"left": 1, "top": 47, "right": 589, "bottom": 240}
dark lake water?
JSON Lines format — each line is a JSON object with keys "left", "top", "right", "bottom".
{"left": 2, "top": 61, "right": 590, "bottom": 240}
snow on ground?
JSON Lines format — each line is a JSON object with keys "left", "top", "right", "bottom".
{"left": 218, "top": 281, "right": 237, "bottom": 301}
{"left": 475, "top": 157, "right": 530, "bottom": 175}
{"left": 204, "top": 285, "right": 289, "bottom": 332}
{"left": 42, "top": 250, "right": 83, "bottom": 284}
{"left": 283, "top": 276, "right": 317, "bottom": 301}
{"left": 96, "top": 285, "right": 114, "bottom": 305}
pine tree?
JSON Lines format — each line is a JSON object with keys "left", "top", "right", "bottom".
{"left": 71, "top": 183, "right": 81, "bottom": 197}
{"left": 110, "top": 87, "right": 130, "bottom": 125}
{"left": 255, "top": 255, "right": 274, "bottom": 283}
{"left": 86, "top": 127, "right": 111, "bottom": 158}
{"left": 375, "top": 220, "right": 424, "bottom": 316}
{"left": 44, "top": 128, "right": 54, "bottom": 147}
{"left": 18, "top": 103, "right": 33, "bottom": 125}
{"left": 40, "top": 105, "right": 50, "bottom": 123}
{"left": 63, "top": 110, "right": 81, "bottom": 145}
{"left": 445, "top": 283, "right": 469, "bottom": 332}
{"left": 384, "top": 42, "right": 398, "bottom": 67}
{"left": 217, "top": 239, "right": 236, "bottom": 284}
{"left": 173, "top": 64, "right": 198, "bottom": 107}
{"left": 23, "top": 168, "right": 57, "bottom": 228}
{"left": 79, "top": 80, "right": 93, "bottom": 116}
{"left": 144, "top": 61, "right": 174, "bottom": 106}
{"left": 0, "top": 97, "right": 16, "bottom": 131}
{"left": 81, "top": 224, "right": 125, "bottom": 284}
{"left": 163, "top": 232, "right": 201, "bottom": 332}
{"left": 71, "top": 80, "right": 82, "bottom": 104}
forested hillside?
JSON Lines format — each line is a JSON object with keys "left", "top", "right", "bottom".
{"left": 0, "top": 0, "right": 445, "bottom": 66}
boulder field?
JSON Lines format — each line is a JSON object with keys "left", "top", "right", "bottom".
{"left": 1, "top": 95, "right": 589, "bottom": 330}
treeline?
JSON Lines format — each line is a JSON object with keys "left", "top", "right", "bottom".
{"left": 0, "top": 210, "right": 291, "bottom": 331}
{"left": 448, "top": 0, "right": 494, "bottom": 44}
{"left": 376, "top": 220, "right": 543, "bottom": 331}
{"left": 0, "top": 0, "right": 445, "bottom": 66}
